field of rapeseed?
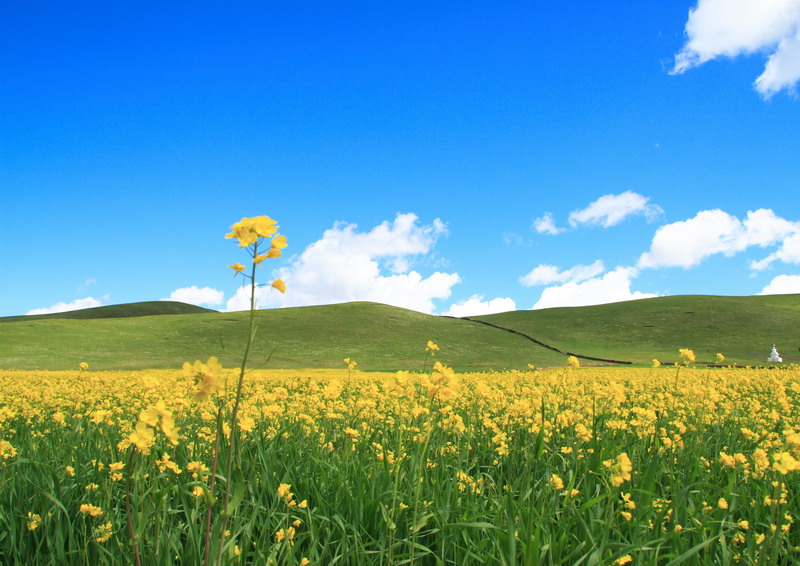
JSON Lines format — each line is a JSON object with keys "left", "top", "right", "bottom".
{"left": 2, "top": 362, "right": 800, "bottom": 565}
{"left": 3, "top": 217, "right": 799, "bottom": 565}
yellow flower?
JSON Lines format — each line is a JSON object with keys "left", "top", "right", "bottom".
{"left": 27, "top": 512, "right": 42, "bottom": 531}
{"left": 253, "top": 253, "right": 269, "bottom": 265}
{"left": 79, "top": 504, "right": 103, "bottom": 517}
{"left": 718, "top": 498, "right": 729, "bottom": 510}
{"left": 226, "top": 216, "right": 279, "bottom": 247}
{"left": 652, "top": 359, "right": 661, "bottom": 368}
{"left": 192, "top": 486, "right": 205, "bottom": 498}
{"left": 79, "top": 362, "right": 89, "bottom": 370}
{"left": 426, "top": 340, "right": 440, "bottom": 353}
{"left": 716, "top": 353, "right": 726, "bottom": 363}
{"left": 271, "top": 278, "right": 286, "bottom": 293}
{"left": 606, "top": 453, "right": 633, "bottom": 486}
{"left": 549, "top": 474, "right": 564, "bottom": 490}
{"left": 229, "top": 263, "right": 246, "bottom": 274}
{"left": 615, "top": 556, "right": 633, "bottom": 565}
{"left": 621, "top": 511, "right": 632, "bottom": 521}
{"left": 65, "top": 465, "right": 75, "bottom": 477}
{"left": 567, "top": 356, "right": 581, "bottom": 368}
{"left": 678, "top": 348, "right": 696, "bottom": 364}
{"left": 94, "top": 521, "right": 113, "bottom": 543}
{"left": 300, "top": 559, "right": 311, "bottom": 566}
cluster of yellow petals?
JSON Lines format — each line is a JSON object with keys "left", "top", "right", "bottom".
{"left": 423, "top": 361, "right": 459, "bottom": 399}
{"left": 119, "top": 400, "right": 180, "bottom": 454}
{"left": 183, "top": 356, "right": 224, "bottom": 402}
{"left": 225, "top": 216, "right": 279, "bottom": 247}
{"left": 79, "top": 503, "right": 104, "bottom": 517}
{"left": 679, "top": 348, "right": 696, "bottom": 364}
{"left": 604, "top": 452, "right": 633, "bottom": 487}
{"left": 226, "top": 215, "right": 288, "bottom": 295}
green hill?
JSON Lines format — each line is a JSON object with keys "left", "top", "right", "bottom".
{"left": 0, "top": 301, "right": 567, "bottom": 371}
{"left": 473, "top": 294, "right": 800, "bottom": 366}
{"left": 1, "top": 295, "right": 797, "bottom": 371}
{"left": 0, "top": 301, "right": 216, "bottom": 322}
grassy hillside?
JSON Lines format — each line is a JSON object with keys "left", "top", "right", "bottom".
{"left": 0, "top": 301, "right": 568, "bottom": 371}
{"left": 474, "top": 294, "right": 800, "bottom": 365}
{"left": 3, "top": 295, "right": 797, "bottom": 371}
{"left": 0, "top": 301, "right": 216, "bottom": 321}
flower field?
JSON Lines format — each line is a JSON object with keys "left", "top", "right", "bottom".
{"left": 2, "top": 362, "right": 800, "bottom": 565}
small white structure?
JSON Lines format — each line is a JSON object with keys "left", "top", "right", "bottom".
{"left": 768, "top": 344, "right": 783, "bottom": 363}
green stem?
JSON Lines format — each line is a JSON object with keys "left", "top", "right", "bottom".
{"left": 125, "top": 450, "right": 142, "bottom": 566}
{"left": 204, "top": 405, "right": 224, "bottom": 566}
{"left": 218, "top": 242, "right": 260, "bottom": 561}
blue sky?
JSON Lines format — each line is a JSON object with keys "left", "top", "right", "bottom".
{"left": 2, "top": 0, "right": 800, "bottom": 317}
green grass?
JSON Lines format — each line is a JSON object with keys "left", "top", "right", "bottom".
{"left": 474, "top": 294, "right": 800, "bottom": 365}
{"left": 0, "top": 302, "right": 568, "bottom": 371}
{"left": 2, "top": 294, "right": 798, "bottom": 370}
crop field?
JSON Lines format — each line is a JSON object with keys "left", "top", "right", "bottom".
{"left": 2, "top": 360, "right": 800, "bottom": 565}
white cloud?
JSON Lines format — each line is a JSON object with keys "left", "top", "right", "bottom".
{"left": 759, "top": 274, "right": 800, "bottom": 294}
{"left": 225, "top": 213, "right": 460, "bottom": 314}
{"left": 751, "top": 231, "right": 800, "bottom": 270}
{"left": 162, "top": 286, "right": 224, "bottom": 307}
{"left": 638, "top": 208, "right": 799, "bottom": 269}
{"left": 520, "top": 260, "right": 605, "bottom": 286}
{"left": 445, "top": 295, "right": 516, "bottom": 317}
{"left": 532, "top": 267, "right": 658, "bottom": 310}
{"left": 533, "top": 212, "right": 564, "bottom": 235}
{"left": 672, "top": 0, "right": 800, "bottom": 98}
{"left": 569, "top": 191, "right": 663, "bottom": 229}
{"left": 26, "top": 296, "right": 102, "bottom": 315}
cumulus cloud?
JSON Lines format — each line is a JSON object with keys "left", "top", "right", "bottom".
{"left": 569, "top": 191, "right": 663, "bottom": 228}
{"left": 26, "top": 296, "right": 102, "bottom": 315}
{"left": 532, "top": 267, "right": 658, "bottom": 310}
{"left": 225, "top": 213, "right": 460, "bottom": 314}
{"left": 638, "top": 208, "right": 799, "bottom": 269}
{"left": 533, "top": 212, "right": 564, "bottom": 235}
{"left": 162, "top": 286, "right": 224, "bottom": 307}
{"left": 444, "top": 295, "right": 516, "bottom": 317}
{"left": 672, "top": 0, "right": 800, "bottom": 98}
{"left": 520, "top": 260, "right": 605, "bottom": 286}
{"left": 759, "top": 274, "right": 800, "bottom": 294}
{"left": 751, "top": 231, "right": 800, "bottom": 270}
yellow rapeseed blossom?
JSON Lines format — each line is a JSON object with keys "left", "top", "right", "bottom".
{"left": 27, "top": 512, "right": 42, "bottom": 531}
{"left": 716, "top": 353, "right": 726, "bottom": 364}
{"left": 79, "top": 504, "right": 103, "bottom": 517}
{"left": 604, "top": 453, "right": 633, "bottom": 486}
{"left": 225, "top": 216, "right": 279, "bottom": 247}
{"left": 567, "top": 356, "right": 581, "bottom": 368}
{"left": 679, "top": 348, "right": 696, "bottom": 364}
{"left": 79, "top": 362, "right": 89, "bottom": 371}
{"left": 549, "top": 474, "right": 564, "bottom": 490}
{"left": 271, "top": 278, "right": 286, "bottom": 293}
{"left": 94, "top": 521, "right": 113, "bottom": 543}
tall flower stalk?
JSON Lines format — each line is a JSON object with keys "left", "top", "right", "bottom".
{"left": 211, "top": 216, "right": 287, "bottom": 564}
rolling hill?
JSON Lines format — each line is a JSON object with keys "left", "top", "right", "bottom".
{"left": 1, "top": 295, "right": 797, "bottom": 370}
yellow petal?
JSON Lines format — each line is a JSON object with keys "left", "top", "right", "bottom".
{"left": 271, "top": 278, "right": 286, "bottom": 293}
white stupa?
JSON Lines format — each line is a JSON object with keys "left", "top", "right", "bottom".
{"left": 768, "top": 344, "right": 783, "bottom": 363}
